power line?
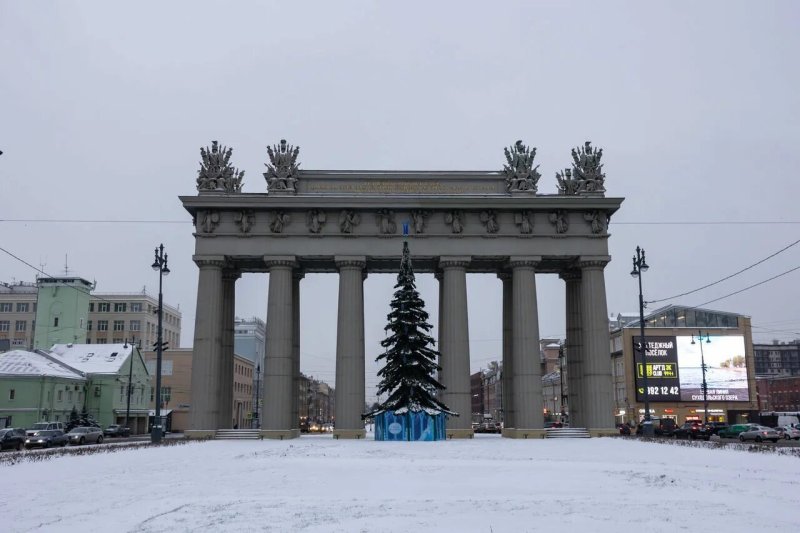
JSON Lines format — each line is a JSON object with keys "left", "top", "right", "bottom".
{"left": 695, "top": 264, "right": 800, "bottom": 307}
{"left": 648, "top": 238, "right": 800, "bottom": 304}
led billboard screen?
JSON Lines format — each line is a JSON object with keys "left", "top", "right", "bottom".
{"left": 633, "top": 335, "right": 749, "bottom": 402}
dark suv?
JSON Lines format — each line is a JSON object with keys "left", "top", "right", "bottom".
{"left": 0, "top": 428, "right": 26, "bottom": 451}
{"left": 674, "top": 420, "right": 706, "bottom": 440}
{"left": 635, "top": 418, "right": 677, "bottom": 437}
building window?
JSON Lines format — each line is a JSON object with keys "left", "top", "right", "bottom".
{"left": 0, "top": 303, "right": 11, "bottom": 312}
{"left": 0, "top": 321, "right": 9, "bottom": 332}
{"left": 130, "top": 320, "right": 141, "bottom": 332}
{"left": 11, "top": 339, "right": 24, "bottom": 346}
{"left": 161, "top": 387, "right": 172, "bottom": 405}
{"left": 120, "top": 386, "right": 124, "bottom": 402}
{"left": 114, "top": 303, "right": 127, "bottom": 312}
{"left": 98, "top": 320, "right": 108, "bottom": 331}
{"left": 9, "top": 389, "right": 15, "bottom": 400}
{"left": 16, "top": 303, "right": 29, "bottom": 312}
{"left": 96, "top": 338, "right": 107, "bottom": 344}
{"left": 113, "top": 320, "right": 124, "bottom": 331}
{"left": 150, "top": 388, "right": 155, "bottom": 402}
{"left": 87, "top": 320, "right": 92, "bottom": 331}
{"left": 112, "top": 338, "right": 123, "bottom": 344}
{"left": 67, "top": 390, "right": 73, "bottom": 401}
{"left": 54, "top": 317, "right": 59, "bottom": 327}
{"left": 131, "top": 302, "right": 142, "bottom": 312}
{"left": 57, "top": 390, "right": 63, "bottom": 402}
{"left": 89, "top": 303, "right": 94, "bottom": 312}
{"left": 15, "top": 320, "right": 26, "bottom": 332}
{"left": 98, "top": 302, "right": 110, "bottom": 312}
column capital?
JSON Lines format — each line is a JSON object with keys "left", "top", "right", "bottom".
{"left": 559, "top": 269, "right": 582, "bottom": 282}
{"left": 508, "top": 256, "right": 541, "bottom": 269}
{"left": 193, "top": 255, "right": 226, "bottom": 268}
{"left": 439, "top": 256, "right": 471, "bottom": 269}
{"left": 335, "top": 256, "right": 367, "bottom": 269}
{"left": 577, "top": 255, "right": 611, "bottom": 269}
{"left": 263, "top": 255, "right": 297, "bottom": 269}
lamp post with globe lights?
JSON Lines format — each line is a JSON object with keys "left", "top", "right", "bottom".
{"left": 151, "top": 244, "right": 170, "bottom": 443}
{"left": 691, "top": 331, "right": 711, "bottom": 426}
{"left": 631, "top": 246, "right": 653, "bottom": 436}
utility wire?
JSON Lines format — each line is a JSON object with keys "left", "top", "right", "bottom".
{"left": 648, "top": 238, "right": 800, "bottom": 304}
{"left": 695, "top": 264, "right": 800, "bottom": 307}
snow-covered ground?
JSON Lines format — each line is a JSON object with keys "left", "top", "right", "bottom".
{"left": 3, "top": 435, "right": 799, "bottom": 532}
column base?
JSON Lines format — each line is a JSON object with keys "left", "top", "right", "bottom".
{"left": 333, "top": 429, "right": 366, "bottom": 439}
{"left": 588, "top": 428, "right": 618, "bottom": 437}
{"left": 502, "top": 428, "right": 547, "bottom": 439}
{"left": 260, "top": 429, "right": 299, "bottom": 440}
{"left": 184, "top": 430, "right": 216, "bottom": 440}
{"left": 445, "top": 428, "right": 474, "bottom": 439}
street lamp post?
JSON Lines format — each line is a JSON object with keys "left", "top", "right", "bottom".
{"left": 692, "top": 331, "right": 711, "bottom": 425}
{"left": 253, "top": 363, "right": 261, "bottom": 429}
{"left": 630, "top": 246, "right": 653, "bottom": 436}
{"left": 151, "top": 244, "right": 170, "bottom": 443}
{"left": 558, "top": 344, "right": 566, "bottom": 423}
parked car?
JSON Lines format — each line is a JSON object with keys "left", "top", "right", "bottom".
{"left": 703, "top": 422, "right": 730, "bottom": 436}
{"left": 718, "top": 424, "right": 752, "bottom": 439}
{"left": 24, "top": 430, "right": 68, "bottom": 449}
{"left": 68, "top": 426, "right": 104, "bottom": 445}
{"left": 775, "top": 426, "right": 800, "bottom": 440}
{"left": 738, "top": 425, "right": 780, "bottom": 443}
{"left": 104, "top": 425, "right": 131, "bottom": 438}
{"left": 673, "top": 421, "right": 706, "bottom": 440}
{"left": 0, "top": 428, "right": 26, "bottom": 451}
{"left": 635, "top": 417, "right": 677, "bottom": 437}
{"left": 25, "top": 421, "right": 64, "bottom": 437}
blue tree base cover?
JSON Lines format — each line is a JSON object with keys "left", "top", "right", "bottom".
{"left": 374, "top": 411, "right": 446, "bottom": 441}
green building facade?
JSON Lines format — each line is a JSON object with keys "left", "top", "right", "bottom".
{"left": 33, "top": 277, "right": 94, "bottom": 350}
{"left": 0, "top": 344, "right": 152, "bottom": 433}
{"left": 0, "top": 349, "right": 86, "bottom": 428}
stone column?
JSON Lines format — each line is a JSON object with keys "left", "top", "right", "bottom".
{"left": 262, "top": 256, "right": 297, "bottom": 439}
{"left": 560, "top": 270, "right": 584, "bottom": 429}
{"left": 438, "top": 256, "right": 473, "bottom": 438}
{"left": 334, "top": 257, "right": 366, "bottom": 439}
{"left": 498, "top": 272, "right": 514, "bottom": 429}
{"left": 508, "top": 257, "right": 543, "bottom": 437}
{"left": 291, "top": 272, "right": 303, "bottom": 436}
{"left": 578, "top": 257, "right": 615, "bottom": 432}
{"left": 219, "top": 268, "right": 239, "bottom": 429}
{"left": 188, "top": 256, "right": 225, "bottom": 434}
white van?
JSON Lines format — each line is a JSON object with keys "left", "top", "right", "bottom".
{"left": 26, "top": 421, "right": 65, "bottom": 437}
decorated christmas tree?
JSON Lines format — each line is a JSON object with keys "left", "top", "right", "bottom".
{"left": 365, "top": 240, "right": 455, "bottom": 440}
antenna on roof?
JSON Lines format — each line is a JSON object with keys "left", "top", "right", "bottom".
{"left": 63, "top": 254, "right": 70, "bottom": 276}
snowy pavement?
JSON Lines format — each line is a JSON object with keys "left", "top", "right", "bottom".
{"left": 2, "top": 434, "right": 799, "bottom": 532}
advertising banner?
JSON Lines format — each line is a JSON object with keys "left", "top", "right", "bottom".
{"left": 633, "top": 336, "right": 680, "bottom": 402}
{"left": 675, "top": 335, "right": 748, "bottom": 402}
{"left": 633, "top": 335, "right": 749, "bottom": 403}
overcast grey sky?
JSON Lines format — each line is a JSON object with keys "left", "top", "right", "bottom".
{"left": 2, "top": 1, "right": 799, "bottom": 400}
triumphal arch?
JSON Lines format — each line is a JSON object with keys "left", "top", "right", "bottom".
{"left": 181, "top": 139, "right": 623, "bottom": 439}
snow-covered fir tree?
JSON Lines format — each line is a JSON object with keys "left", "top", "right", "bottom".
{"left": 365, "top": 241, "right": 456, "bottom": 417}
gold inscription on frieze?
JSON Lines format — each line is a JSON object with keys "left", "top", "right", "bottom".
{"left": 306, "top": 181, "right": 496, "bottom": 194}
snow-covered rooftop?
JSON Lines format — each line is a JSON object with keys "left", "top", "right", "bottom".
{"left": 0, "top": 350, "right": 84, "bottom": 379}
{"left": 49, "top": 343, "right": 134, "bottom": 374}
